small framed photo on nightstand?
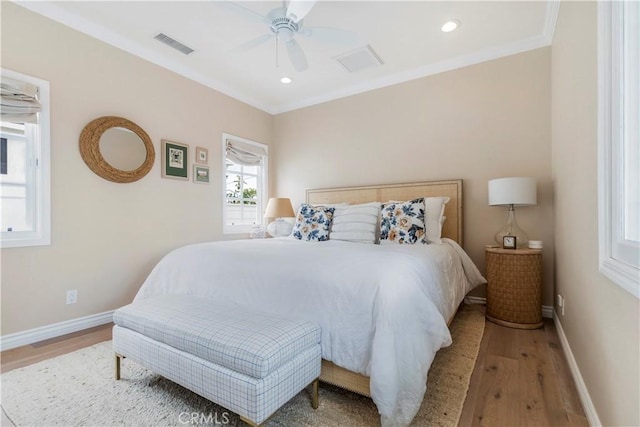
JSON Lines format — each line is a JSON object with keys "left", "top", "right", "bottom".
{"left": 503, "top": 235, "right": 517, "bottom": 249}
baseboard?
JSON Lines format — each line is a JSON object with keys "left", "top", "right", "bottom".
{"left": 464, "top": 296, "right": 554, "bottom": 319}
{"left": 464, "top": 296, "right": 488, "bottom": 305}
{"left": 0, "top": 310, "right": 114, "bottom": 351}
{"left": 553, "top": 313, "right": 601, "bottom": 426}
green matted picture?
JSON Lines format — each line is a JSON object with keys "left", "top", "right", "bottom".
{"left": 161, "top": 140, "right": 189, "bottom": 180}
{"left": 193, "top": 165, "right": 210, "bottom": 184}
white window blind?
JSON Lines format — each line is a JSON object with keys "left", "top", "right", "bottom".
{"left": 222, "top": 134, "right": 267, "bottom": 234}
{"left": 1, "top": 76, "right": 42, "bottom": 124}
{"left": 225, "top": 138, "right": 267, "bottom": 166}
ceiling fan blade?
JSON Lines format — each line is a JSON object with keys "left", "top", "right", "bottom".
{"left": 285, "top": 39, "right": 308, "bottom": 72}
{"left": 301, "top": 27, "right": 358, "bottom": 45}
{"left": 232, "top": 34, "right": 272, "bottom": 53}
{"left": 221, "top": 1, "right": 268, "bottom": 24}
{"left": 286, "top": 0, "right": 317, "bottom": 23}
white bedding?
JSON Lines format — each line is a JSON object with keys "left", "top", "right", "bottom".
{"left": 134, "top": 237, "right": 485, "bottom": 426}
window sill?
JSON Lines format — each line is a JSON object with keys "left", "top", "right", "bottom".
{"left": 0, "top": 232, "right": 50, "bottom": 248}
{"left": 222, "top": 228, "right": 255, "bottom": 236}
{"left": 600, "top": 257, "right": 640, "bottom": 299}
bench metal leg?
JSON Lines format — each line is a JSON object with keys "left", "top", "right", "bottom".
{"left": 312, "top": 377, "right": 319, "bottom": 409}
{"left": 115, "top": 353, "right": 124, "bottom": 380}
{"left": 240, "top": 416, "right": 260, "bottom": 426}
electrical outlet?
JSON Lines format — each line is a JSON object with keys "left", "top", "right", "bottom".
{"left": 557, "top": 294, "right": 565, "bottom": 316}
{"left": 66, "top": 290, "right": 78, "bottom": 304}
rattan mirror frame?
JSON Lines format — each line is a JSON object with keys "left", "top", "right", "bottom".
{"left": 79, "top": 116, "right": 155, "bottom": 183}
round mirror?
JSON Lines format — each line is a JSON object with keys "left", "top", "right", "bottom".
{"left": 99, "top": 127, "right": 147, "bottom": 171}
{"left": 79, "top": 116, "right": 155, "bottom": 183}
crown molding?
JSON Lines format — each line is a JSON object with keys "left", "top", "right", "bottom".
{"left": 543, "top": 1, "right": 561, "bottom": 44}
{"left": 13, "top": 0, "right": 275, "bottom": 114}
{"left": 273, "top": 33, "right": 552, "bottom": 114}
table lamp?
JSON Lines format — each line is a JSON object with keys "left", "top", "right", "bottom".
{"left": 264, "top": 197, "right": 295, "bottom": 237}
{"left": 488, "top": 177, "right": 537, "bottom": 248}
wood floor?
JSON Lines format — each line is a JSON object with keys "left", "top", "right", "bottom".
{"left": 459, "top": 308, "right": 589, "bottom": 427}
{"left": 1, "top": 306, "right": 588, "bottom": 427}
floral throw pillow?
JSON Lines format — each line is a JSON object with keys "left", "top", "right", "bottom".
{"left": 379, "top": 198, "right": 426, "bottom": 244}
{"left": 292, "top": 204, "right": 336, "bottom": 242}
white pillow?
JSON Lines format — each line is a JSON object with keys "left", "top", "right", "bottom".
{"left": 330, "top": 202, "right": 380, "bottom": 244}
{"left": 424, "top": 197, "right": 450, "bottom": 244}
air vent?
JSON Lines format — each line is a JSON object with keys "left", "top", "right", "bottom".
{"left": 334, "top": 45, "right": 383, "bottom": 73}
{"left": 154, "top": 33, "right": 194, "bottom": 55}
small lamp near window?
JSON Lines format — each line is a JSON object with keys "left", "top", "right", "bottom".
{"left": 264, "top": 198, "right": 295, "bottom": 237}
{"left": 488, "top": 177, "right": 537, "bottom": 248}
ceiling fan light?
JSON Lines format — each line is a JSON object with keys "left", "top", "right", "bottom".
{"left": 280, "top": 76, "right": 292, "bottom": 84}
{"left": 278, "top": 27, "right": 294, "bottom": 42}
{"left": 441, "top": 20, "right": 460, "bottom": 33}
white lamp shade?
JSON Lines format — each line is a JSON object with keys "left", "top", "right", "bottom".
{"left": 488, "top": 177, "right": 537, "bottom": 206}
{"left": 264, "top": 198, "right": 295, "bottom": 218}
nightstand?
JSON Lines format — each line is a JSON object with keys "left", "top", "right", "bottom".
{"left": 485, "top": 247, "right": 543, "bottom": 329}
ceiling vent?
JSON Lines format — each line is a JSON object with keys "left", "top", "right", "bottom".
{"left": 334, "top": 45, "right": 383, "bottom": 73}
{"left": 154, "top": 33, "right": 194, "bottom": 55}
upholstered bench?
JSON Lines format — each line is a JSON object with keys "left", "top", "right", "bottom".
{"left": 112, "top": 295, "right": 321, "bottom": 426}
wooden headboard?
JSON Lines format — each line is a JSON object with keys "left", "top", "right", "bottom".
{"left": 306, "top": 180, "right": 463, "bottom": 246}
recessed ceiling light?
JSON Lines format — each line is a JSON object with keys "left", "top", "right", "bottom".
{"left": 441, "top": 20, "right": 460, "bottom": 33}
{"left": 280, "top": 77, "right": 292, "bottom": 84}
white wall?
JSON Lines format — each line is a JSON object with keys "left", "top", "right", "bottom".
{"left": 273, "top": 47, "right": 554, "bottom": 304}
{"left": 0, "top": 3, "right": 272, "bottom": 335}
{"left": 551, "top": 2, "right": 639, "bottom": 425}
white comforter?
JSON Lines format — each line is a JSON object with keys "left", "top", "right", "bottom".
{"left": 134, "top": 237, "right": 485, "bottom": 426}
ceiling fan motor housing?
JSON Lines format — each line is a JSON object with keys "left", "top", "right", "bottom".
{"left": 268, "top": 8, "right": 300, "bottom": 41}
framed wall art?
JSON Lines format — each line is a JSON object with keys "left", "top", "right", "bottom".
{"left": 195, "top": 146, "right": 208, "bottom": 164}
{"left": 161, "top": 140, "right": 189, "bottom": 180}
{"left": 193, "top": 165, "right": 210, "bottom": 184}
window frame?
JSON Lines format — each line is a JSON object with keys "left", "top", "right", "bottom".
{"left": 0, "top": 68, "right": 51, "bottom": 248}
{"left": 221, "top": 133, "right": 267, "bottom": 235}
{"left": 597, "top": 1, "right": 640, "bottom": 298}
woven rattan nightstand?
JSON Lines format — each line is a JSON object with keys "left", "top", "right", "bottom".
{"left": 485, "top": 247, "right": 543, "bottom": 329}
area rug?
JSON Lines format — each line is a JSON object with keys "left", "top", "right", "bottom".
{"left": 1, "top": 305, "right": 484, "bottom": 427}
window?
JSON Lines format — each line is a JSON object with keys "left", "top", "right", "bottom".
{"left": 0, "top": 69, "right": 50, "bottom": 248}
{"left": 222, "top": 134, "right": 267, "bottom": 234}
{"left": 598, "top": 1, "right": 639, "bottom": 297}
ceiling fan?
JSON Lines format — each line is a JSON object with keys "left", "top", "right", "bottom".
{"left": 226, "top": 0, "right": 358, "bottom": 72}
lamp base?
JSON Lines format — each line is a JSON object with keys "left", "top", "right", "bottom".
{"left": 494, "top": 205, "right": 529, "bottom": 248}
{"left": 267, "top": 218, "right": 293, "bottom": 237}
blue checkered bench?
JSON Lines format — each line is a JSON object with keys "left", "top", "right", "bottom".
{"left": 112, "top": 295, "right": 321, "bottom": 426}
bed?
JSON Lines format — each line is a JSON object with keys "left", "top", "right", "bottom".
{"left": 132, "top": 180, "right": 485, "bottom": 426}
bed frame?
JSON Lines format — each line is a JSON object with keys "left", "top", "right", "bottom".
{"left": 306, "top": 179, "right": 463, "bottom": 397}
